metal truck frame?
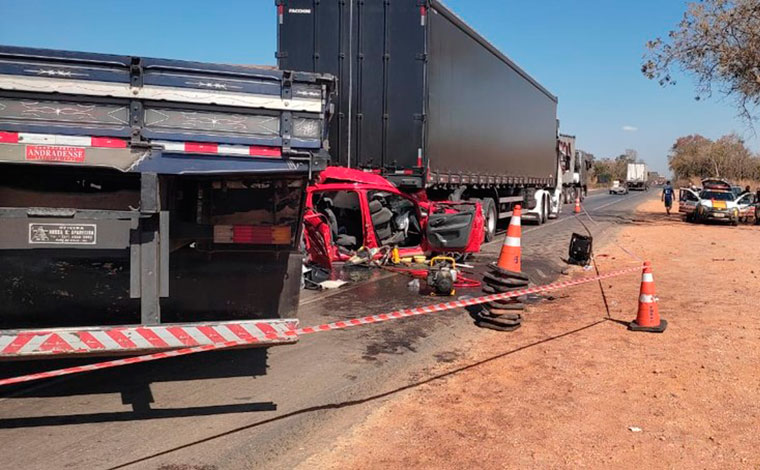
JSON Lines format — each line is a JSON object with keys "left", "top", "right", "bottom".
{"left": 0, "top": 45, "right": 335, "bottom": 358}
{"left": 276, "top": 0, "right": 564, "bottom": 240}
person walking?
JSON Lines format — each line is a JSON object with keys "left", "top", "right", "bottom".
{"left": 662, "top": 180, "right": 675, "bottom": 215}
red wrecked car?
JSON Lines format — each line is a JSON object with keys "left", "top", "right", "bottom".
{"left": 304, "top": 167, "right": 484, "bottom": 268}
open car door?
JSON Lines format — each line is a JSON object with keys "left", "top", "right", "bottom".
{"left": 302, "top": 208, "right": 333, "bottom": 270}
{"left": 424, "top": 201, "right": 484, "bottom": 253}
{"left": 735, "top": 193, "right": 756, "bottom": 221}
{"left": 679, "top": 188, "right": 699, "bottom": 219}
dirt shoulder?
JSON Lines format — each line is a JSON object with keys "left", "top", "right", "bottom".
{"left": 298, "top": 199, "right": 760, "bottom": 469}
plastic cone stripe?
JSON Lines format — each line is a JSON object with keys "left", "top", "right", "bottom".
{"left": 504, "top": 236, "right": 520, "bottom": 247}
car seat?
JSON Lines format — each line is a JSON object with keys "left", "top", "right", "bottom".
{"left": 318, "top": 197, "right": 356, "bottom": 247}
{"left": 369, "top": 199, "right": 394, "bottom": 244}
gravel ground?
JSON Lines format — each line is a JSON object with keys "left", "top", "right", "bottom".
{"left": 298, "top": 198, "right": 760, "bottom": 469}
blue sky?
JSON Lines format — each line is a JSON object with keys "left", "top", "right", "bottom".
{"left": 0, "top": 0, "right": 754, "bottom": 175}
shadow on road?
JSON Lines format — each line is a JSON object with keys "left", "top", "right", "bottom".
{"left": 0, "top": 348, "right": 274, "bottom": 426}
{"left": 103, "top": 317, "right": 623, "bottom": 470}
{"left": 0, "top": 401, "right": 277, "bottom": 429}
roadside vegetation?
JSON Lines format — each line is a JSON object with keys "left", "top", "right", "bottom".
{"left": 643, "top": 0, "right": 760, "bottom": 123}
{"left": 668, "top": 133, "right": 760, "bottom": 185}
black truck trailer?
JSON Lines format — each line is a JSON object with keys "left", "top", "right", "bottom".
{"left": 276, "top": 0, "right": 562, "bottom": 239}
{"left": 0, "top": 45, "right": 335, "bottom": 359}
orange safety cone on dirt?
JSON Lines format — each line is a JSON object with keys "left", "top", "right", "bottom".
{"left": 574, "top": 196, "right": 581, "bottom": 214}
{"left": 628, "top": 261, "right": 667, "bottom": 333}
{"left": 495, "top": 204, "right": 522, "bottom": 272}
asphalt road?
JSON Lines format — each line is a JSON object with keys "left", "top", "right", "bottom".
{"left": 0, "top": 189, "right": 657, "bottom": 470}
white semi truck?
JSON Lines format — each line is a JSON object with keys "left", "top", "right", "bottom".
{"left": 626, "top": 163, "right": 649, "bottom": 191}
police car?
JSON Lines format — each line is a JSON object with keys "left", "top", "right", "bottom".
{"left": 680, "top": 179, "right": 755, "bottom": 225}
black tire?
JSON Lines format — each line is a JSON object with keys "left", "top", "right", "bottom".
{"left": 482, "top": 198, "right": 497, "bottom": 242}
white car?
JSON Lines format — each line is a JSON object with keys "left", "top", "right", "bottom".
{"left": 609, "top": 180, "right": 628, "bottom": 195}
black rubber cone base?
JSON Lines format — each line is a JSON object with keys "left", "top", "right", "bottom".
{"left": 480, "top": 310, "right": 522, "bottom": 322}
{"left": 486, "top": 303, "right": 525, "bottom": 314}
{"left": 484, "top": 273, "right": 530, "bottom": 289}
{"left": 628, "top": 318, "right": 668, "bottom": 333}
{"left": 487, "top": 263, "right": 530, "bottom": 281}
{"left": 475, "top": 320, "right": 521, "bottom": 332}
{"left": 482, "top": 284, "right": 517, "bottom": 295}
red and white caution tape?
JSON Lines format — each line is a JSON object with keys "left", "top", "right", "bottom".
{"left": 0, "top": 265, "right": 641, "bottom": 388}
{"left": 290, "top": 264, "right": 641, "bottom": 335}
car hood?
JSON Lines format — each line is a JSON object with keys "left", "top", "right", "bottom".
{"left": 699, "top": 199, "right": 736, "bottom": 209}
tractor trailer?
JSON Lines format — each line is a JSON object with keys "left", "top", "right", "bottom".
{"left": 0, "top": 45, "right": 335, "bottom": 359}
{"left": 276, "top": 0, "right": 564, "bottom": 240}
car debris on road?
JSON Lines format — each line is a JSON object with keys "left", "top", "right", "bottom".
{"left": 303, "top": 167, "right": 485, "bottom": 272}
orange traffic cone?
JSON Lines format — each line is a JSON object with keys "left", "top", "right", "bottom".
{"left": 628, "top": 261, "right": 667, "bottom": 332}
{"left": 478, "top": 204, "right": 528, "bottom": 332}
{"left": 495, "top": 204, "right": 522, "bottom": 273}
{"left": 574, "top": 196, "right": 581, "bottom": 214}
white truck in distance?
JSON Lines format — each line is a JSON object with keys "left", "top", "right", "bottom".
{"left": 626, "top": 163, "right": 649, "bottom": 191}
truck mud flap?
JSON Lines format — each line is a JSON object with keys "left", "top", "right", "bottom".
{"left": 0, "top": 319, "right": 298, "bottom": 360}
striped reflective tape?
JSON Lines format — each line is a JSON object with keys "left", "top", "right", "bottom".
{"left": 0, "top": 265, "right": 642, "bottom": 387}
{"left": 287, "top": 264, "right": 643, "bottom": 336}
{"left": 0, "top": 132, "right": 284, "bottom": 158}
{"left": 0, "top": 320, "right": 297, "bottom": 359}
{"left": 639, "top": 294, "right": 656, "bottom": 303}
{"left": 642, "top": 273, "right": 654, "bottom": 283}
{"left": 154, "top": 140, "right": 281, "bottom": 158}
{"left": 0, "top": 131, "right": 126, "bottom": 148}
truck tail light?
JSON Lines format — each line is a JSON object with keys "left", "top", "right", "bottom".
{"left": 420, "top": 6, "right": 427, "bottom": 26}
{"left": 91, "top": 137, "right": 127, "bottom": 148}
{"left": 214, "top": 225, "right": 291, "bottom": 245}
{"left": 278, "top": 4, "right": 284, "bottom": 24}
{"left": 0, "top": 131, "right": 19, "bottom": 143}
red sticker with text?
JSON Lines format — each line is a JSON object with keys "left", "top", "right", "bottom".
{"left": 26, "top": 145, "right": 85, "bottom": 163}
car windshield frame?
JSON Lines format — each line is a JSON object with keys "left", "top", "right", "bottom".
{"left": 699, "top": 191, "right": 734, "bottom": 201}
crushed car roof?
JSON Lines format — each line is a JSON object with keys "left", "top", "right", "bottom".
{"left": 316, "top": 166, "right": 397, "bottom": 188}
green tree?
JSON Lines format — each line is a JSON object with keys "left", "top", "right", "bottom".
{"left": 642, "top": 0, "right": 760, "bottom": 121}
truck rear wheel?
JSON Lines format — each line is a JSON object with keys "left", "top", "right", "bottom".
{"left": 483, "top": 198, "right": 497, "bottom": 242}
